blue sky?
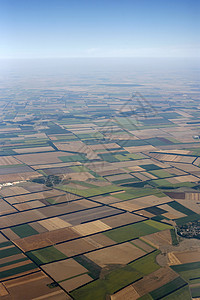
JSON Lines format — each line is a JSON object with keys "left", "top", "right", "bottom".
{"left": 0, "top": 0, "right": 199, "bottom": 58}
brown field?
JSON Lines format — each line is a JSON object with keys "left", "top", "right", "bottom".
{"left": 47, "top": 193, "right": 81, "bottom": 204}
{"left": 158, "top": 204, "right": 186, "bottom": 219}
{"left": 0, "top": 269, "right": 40, "bottom": 282}
{"left": 166, "top": 177, "right": 182, "bottom": 184}
{"left": 141, "top": 229, "right": 172, "bottom": 249}
{"left": 94, "top": 148, "right": 125, "bottom": 155}
{"left": 133, "top": 173, "right": 151, "bottom": 181}
{"left": 111, "top": 285, "right": 140, "bottom": 300}
{"left": 90, "top": 143, "right": 120, "bottom": 150}
{"left": 131, "top": 239, "right": 154, "bottom": 253}
{"left": 63, "top": 182, "right": 88, "bottom": 190}
{"left": 5, "top": 189, "right": 65, "bottom": 204}
{"left": 185, "top": 192, "right": 200, "bottom": 201}
{"left": 1, "top": 228, "right": 22, "bottom": 240}
{"left": 111, "top": 159, "right": 155, "bottom": 168}
{"left": 0, "top": 259, "right": 32, "bottom": 274}
{"left": 56, "top": 233, "right": 116, "bottom": 258}
{"left": 136, "top": 210, "right": 155, "bottom": 218}
{"left": 127, "top": 166, "right": 145, "bottom": 172}
{"left": 112, "top": 195, "right": 171, "bottom": 212}
{"left": 0, "top": 233, "right": 9, "bottom": 243}
{"left": 56, "top": 238, "right": 97, "bottom": 257}
{"left": 174, "top": 175, "right": 199, "bottom": 183}
{"left": 0, "top": 209, "right": 51, "bottom": 228}
{"left": 84, "top": 233, "right": 116, "bottom": 248}
{"left": 32, "top": 161, "right": 80, "bottom": 169}
{"left": 131, "top": 128, "right": 171, "bottom": 138}
{"left": 85, "top": 159, "right": 153, "bottom": 173}
{"left": 124, "top": 145, "right": 157, "bottom": 153}
{"left": 0, "top": 204, "right": 117, "bottom": 230}
{"left": 72, "top": 220, "right": 112, "bottom": 236}
{"left": 167, "top": 252, "right": 181, "bottom": 265}
{"left": 14, "top": 200, "right": 46, "bottom": 211}
{"left": 175, "top": 110, "right": 192, "bottom": 118}
{"left": 170, "top": 162, "right": 200, "bottom": 172}
{"left": 149, "top": 153, "right": 196, "bottom": 163}
{"left": 103, "top": 133, "right": 139, "bottom": 140}
{"left": 142, "top": 172, "right": 157, "bottom": 179}
{"left": 2, "top": 271, "right": 69, "bottom": 300}
{"left": 194, "top": 157, "right": 200, "bottom": 166}
{"left": 61, "top": 172, "right": 94, "bottom": 181}
{"left": 42, "top": 258, "right": 88, "bottom": 282}
{"left": 0, "top": 199, "right": 17, "bottom": 215}
{"left": 29, "top": 222, "right": 48, "bottom": 234}
{"left": 20, "top": 182, "right": 50, "bottom": 193}
{"left": 0, "top": 156, "right": 22, "bottom": 166}
{"left": 157, "top": 150, "right": 191, "bottom": 155}
{"left": 132, "top": 267, "right": 178, "bottom": 297}
{"left": 14, "top": 151, "right": 70, "bottom": 165}
{"left": 0, "top": 127, "right": 20, "bottom": 132}
{"left": 0, "top": 254, "right": 25, "bottom": 266}
{"left": 60, "top": 274, "right": 93, "bottom": 292}
{"left": 105, "top": 173, "right": 135, "bottom": 182}
{"left": 102, "top": 212, "right": 145, "bottom": 228}
{"left": 55, "top": 141, "right": 99, "bottom": 159}
{"left": 166, "top": 168, "right": 187, "bottom": 176}
{"left": 85, "top": 242, "right": 146, "bottom": 267}
{"left": 176, "top": 198, "right": 200, "bottom": 214}
{"left": 0, "top": 172, "right": 41, "bottom": 184}
{"left": 38, "top": 217, "right": 71, "bottom": 231}
{"left": 0, "top": 283, "right": 8, "bottom": 297}
{"left": 98, "top": 169, "right": 127, "bottom": 176}
{"left": 0, "top": 186, "right": 30, "bottom": 197}
{"left": 169, "top": 250, "right": 200, "bottom": 265}
{"left": 14, "top": 227, "right": 81, "bottom": 252}
{"left": 14, "top": 146, "right": 54, "bottom": 154}
{"left": 89, "top": 195, "right": 121, "bottom": 205}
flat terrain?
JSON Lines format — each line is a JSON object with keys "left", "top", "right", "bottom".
{"left": 0, "top": 62, "right": 199, "bottom": 299}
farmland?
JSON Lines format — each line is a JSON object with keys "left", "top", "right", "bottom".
{"left": 0, "top": 60, "right": 199, "bottom": 299}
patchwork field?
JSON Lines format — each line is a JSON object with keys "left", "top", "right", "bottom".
{"left": 0, "top": 70, "right": 199, "bottom": 299}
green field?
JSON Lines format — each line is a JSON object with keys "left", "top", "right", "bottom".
{"left": 59, "top": 154, "right": 88, "bottom": 163}
{"left": 170, "top": 228, "right": 179, "bottom": 245}
{"left": 190, "top": 285, "right": 200, "bottom": 298}
{"left": 149, "top": 277, "right": 187, "bottom": 300}
{"left": 161, "top": 285, "right": 191, "bottom": 300}
{"left": 171, "top": 261, "right": 200, "bottom": 273}
{"left": 138, "top": 294, "right": 153, "bottom": 300}
{"left": 11, "top": 224, "right": 39, "bottom": 238}
{"left": 0, "top": 263, "right": 37, "bottom": 279}
{"left": 57, "top": 184, "right": 122, "bottom": 197}
{"left": 175, "top": 214, "right": 200, "bottom": 226}
{"left": 114, "top": 153, "right": 146, "bottom": 161}
{"left": 0, "top": 246, "right": 22, "bottom": 259}
{"left": 151, "top": 179, "right": 196, "bottom": 189}
{"left": 0, "top": 241, "right": 12, "bottom": 248}
{"left": 168, "top": 201, "right": 195, "bottom": 216}
{"left": 171, "top": 262, "right": 200, "bottom": 285}
{"left": 27, "top": 246, "right": 67, "bottom": 265}
{"left": 71, "top": 251, "right": 160, "bottom": 300}
{"left": 148, "top": 169, "right": 173, "bottom": 179}
{"left": 0, "top": 257, "right": 28, "bottom": 269}
{"left": 104, "top": 220, "right": 171, "bottom": 243}
{"left": 113, "top": 187, "right": 165, "bottom": 201}
{"left": 112, "top": 177, "right": 139, "bottom": 185}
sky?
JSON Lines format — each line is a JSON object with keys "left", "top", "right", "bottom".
{"left": 0, "top": 0, "right": 199, "bottom": 59}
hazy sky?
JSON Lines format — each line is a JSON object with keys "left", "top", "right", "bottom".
{"left": 0, "top": 0, "right": 199, "bottom": 59}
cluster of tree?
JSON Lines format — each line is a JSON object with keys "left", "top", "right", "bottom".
{"left": 32, "top": 175, "right": 61, "bottom": 187}
{"left": 177, "top": 221, "right": 200, "bottom": 239}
